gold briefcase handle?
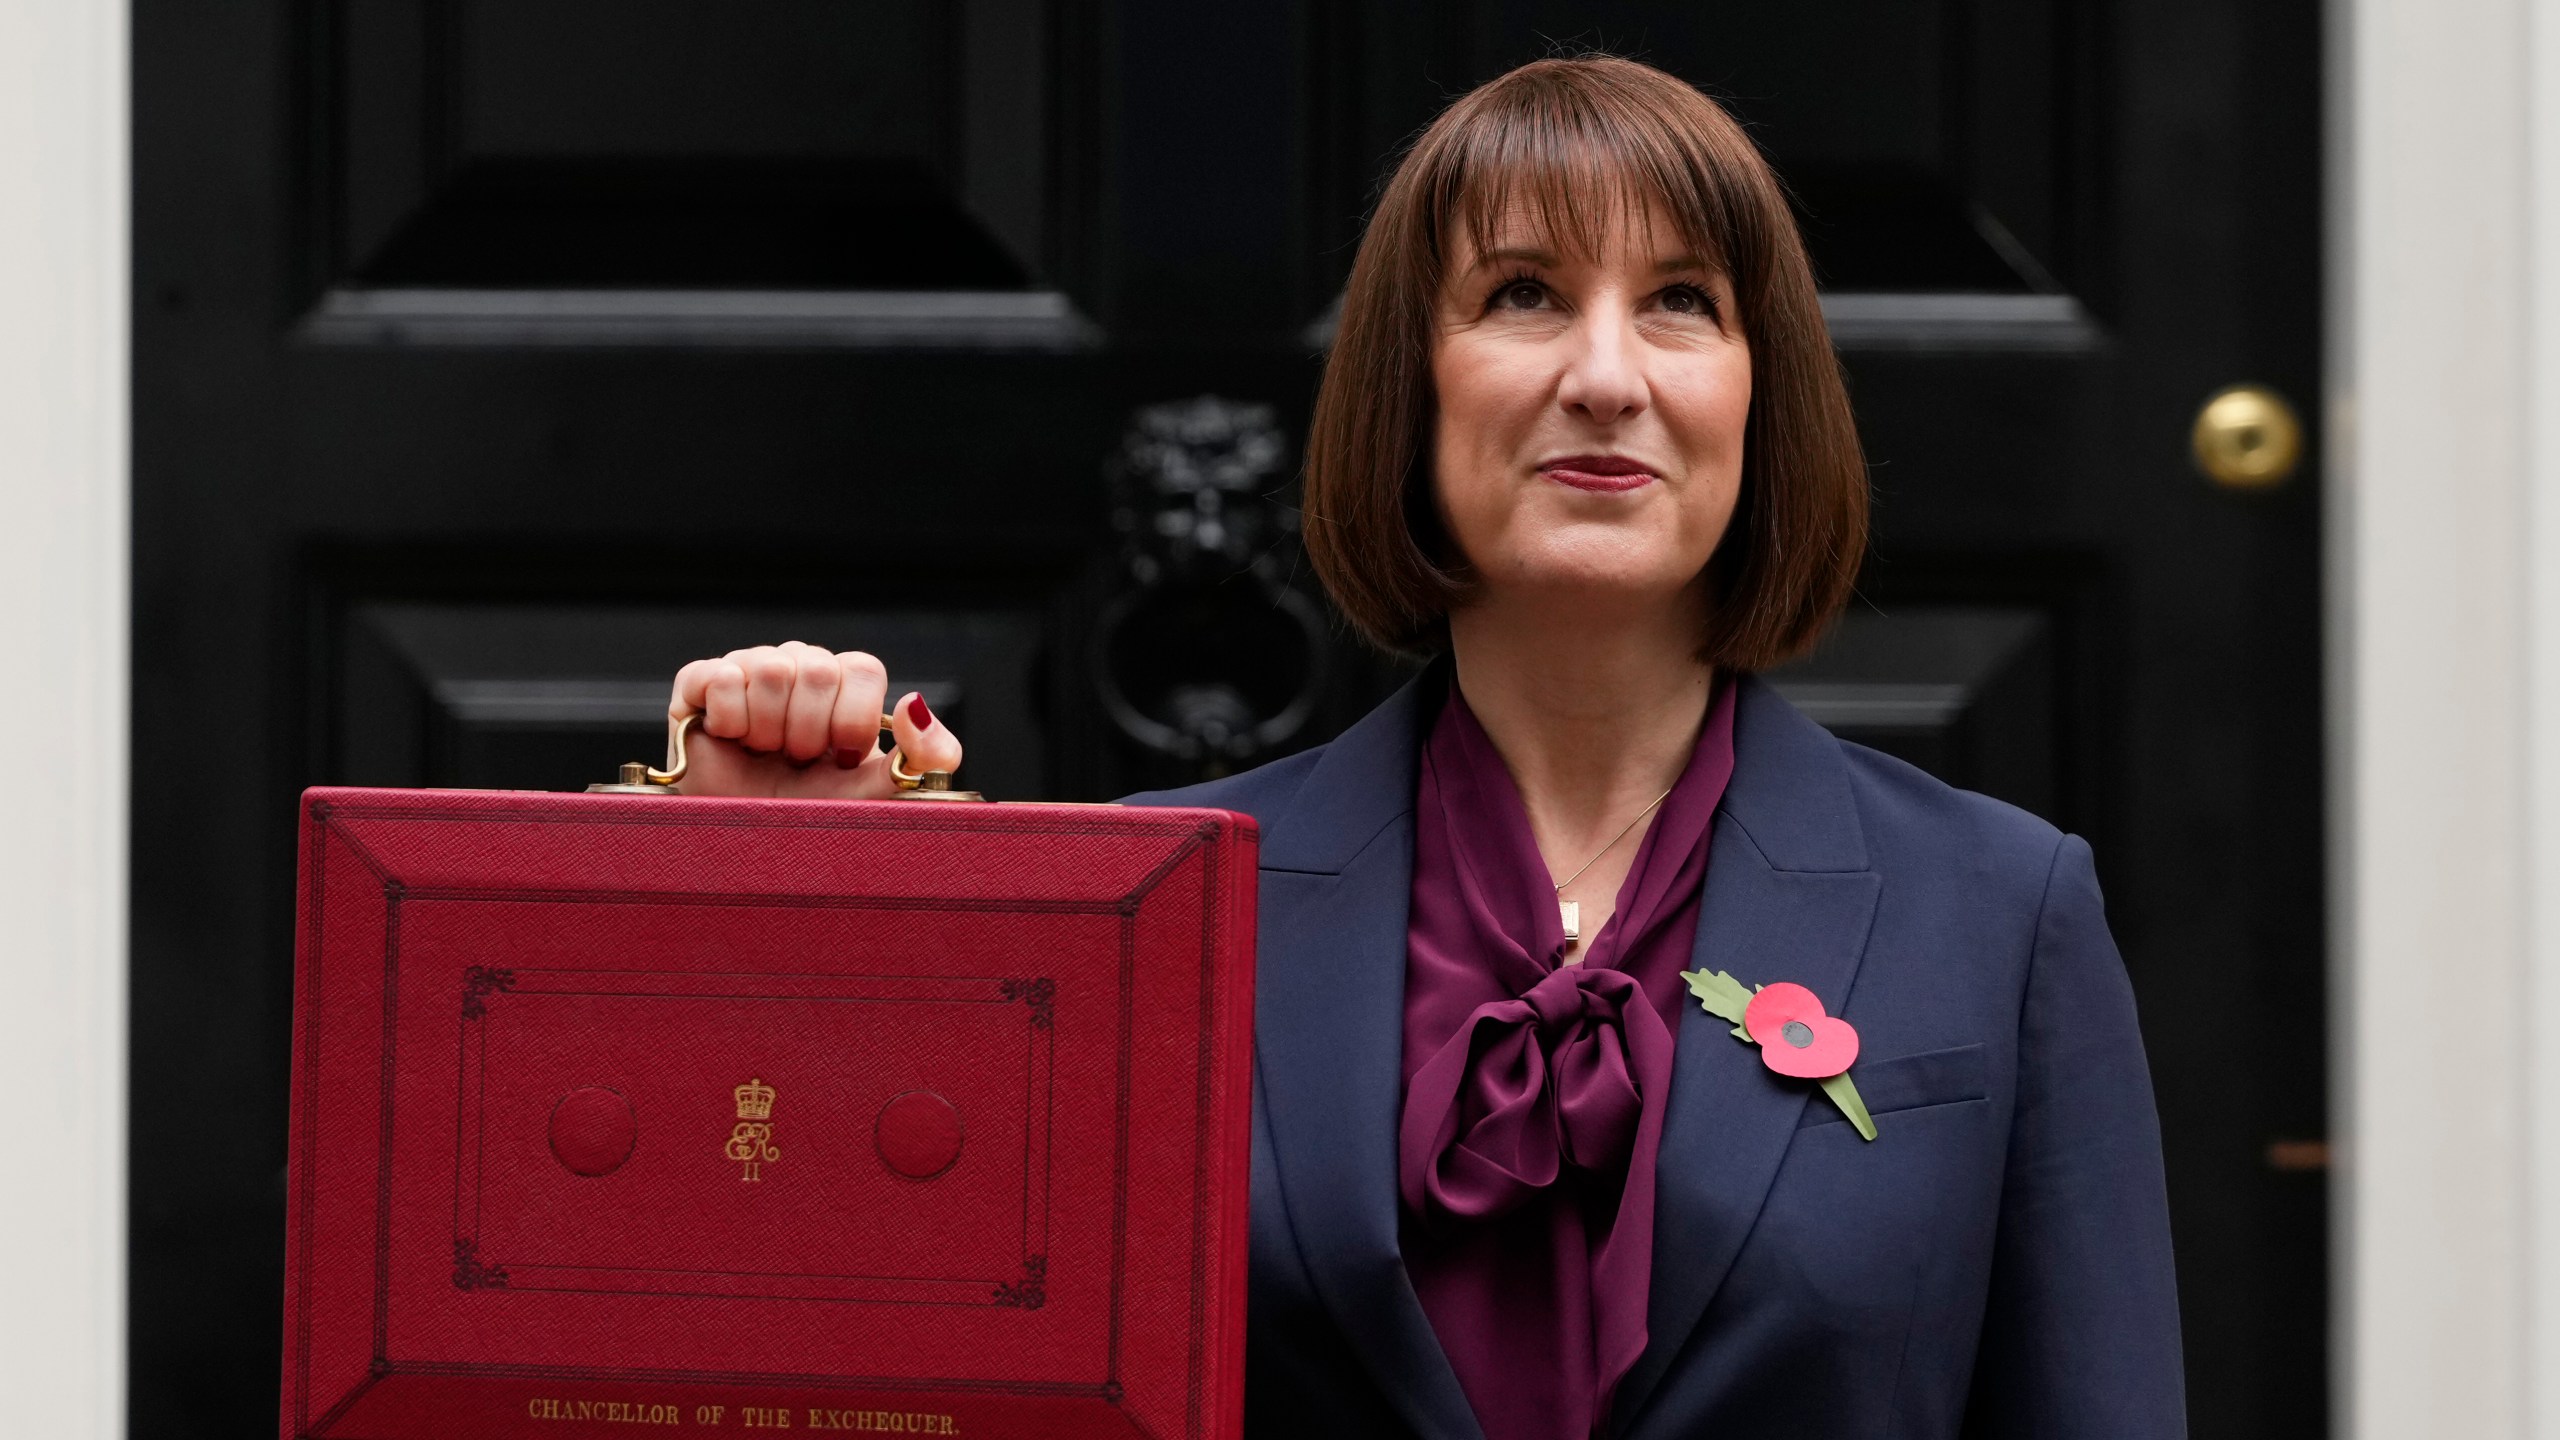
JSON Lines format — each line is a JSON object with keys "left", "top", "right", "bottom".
{"left": 587, "top": 709, "right": 982, "bottom": 801}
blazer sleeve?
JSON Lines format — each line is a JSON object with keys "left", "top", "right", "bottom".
{"left": 1961, "top": 835, "right": 2187, "bottom": 1439}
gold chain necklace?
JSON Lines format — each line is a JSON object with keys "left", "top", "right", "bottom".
{"left": 1552, "top": 784, "right": 1675, "bottom": 950}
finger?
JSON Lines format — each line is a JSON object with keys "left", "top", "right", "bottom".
{"left": 734, "top": 646, "right": 792, "bottom": 752}
{"left": 671, "top": 658, "right": 721, "bottom": 722}
{"left": 778, "top": 642, "right": 840, "bottom": 764}
{"left": 886, "top": 690, "right": 964, "bottom": 776}
{"left": 829, "top": 651, "right": 889, "bottom": 768}
{"left": 699, "top": 658, "right": 751, "bottom": 739}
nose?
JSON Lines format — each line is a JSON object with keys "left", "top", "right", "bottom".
{"left": 1556, "top": 302, "right": 1649, "bottom": 424}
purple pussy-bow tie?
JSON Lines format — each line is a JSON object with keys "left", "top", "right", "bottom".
{"left": 1399, "top": 963, "right": 1678, "bottom": 1222}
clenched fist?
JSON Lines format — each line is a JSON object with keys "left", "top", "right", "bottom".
{"left": 666, "top": 643, "right": 964, "bottom": 800}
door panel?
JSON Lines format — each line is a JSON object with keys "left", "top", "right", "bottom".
{"left": 135, "top": 3, "right": 2319, "bottom": 1436}
{"left": 319, "top": 0, "right": 1069, "bottom": 336}
{"left": 1768, "top": 607, "right": 2060, "bottom": 822}
{"left": 1306, "top": 0, "right": 2102, "bottom": 315}
{"left": 336, "top": 602, "right": 1037, "bottom": 796}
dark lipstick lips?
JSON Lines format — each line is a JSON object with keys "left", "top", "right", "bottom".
{"left": 1538, "top": 455, "right": 1659, "bottom": 492}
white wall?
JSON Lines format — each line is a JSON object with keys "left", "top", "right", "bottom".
{"left": 0, "top": 1, "right": 127, "bottom": 1436}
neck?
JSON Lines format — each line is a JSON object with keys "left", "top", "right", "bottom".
{"left": 1447, "top": 586, "right": 1715, "bottom": 877}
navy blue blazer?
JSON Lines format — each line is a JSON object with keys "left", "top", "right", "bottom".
{"left": 1128, "top": 670, "right": 2184, "bottom": 1439}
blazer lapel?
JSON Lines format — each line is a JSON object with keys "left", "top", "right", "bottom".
{"left": 1254, "top": 668, "right": 1484, "bottom": 1440}
{"left": 1613, "top": 677, "right": 1884, "bottom": 1432}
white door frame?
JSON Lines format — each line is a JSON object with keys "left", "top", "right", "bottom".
{"left": 0, "top": 1, "right": 129, "bottom": 1436}
{"left": 2331, "top": 0, "right": 2560, "bottom": 1435}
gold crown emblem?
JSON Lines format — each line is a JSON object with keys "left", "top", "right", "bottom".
{"left": 734, "top": 1077, "right": 775, "bottom": 1122}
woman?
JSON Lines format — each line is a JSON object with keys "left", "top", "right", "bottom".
{"left": 666, "top": 56, "right": 2182, "bottom": 1440}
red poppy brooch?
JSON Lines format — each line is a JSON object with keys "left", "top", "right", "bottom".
{"left": 1680, "top": 969, "right": 1876, "bottom": 1140}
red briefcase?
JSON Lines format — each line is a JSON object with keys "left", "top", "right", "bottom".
{"left": 279, "top": 770, "right": 1257, "bottom": 1440}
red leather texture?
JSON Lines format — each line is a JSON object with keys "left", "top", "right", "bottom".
{"left": 280, "top": 788, "right": 1258, "bottom": 1440}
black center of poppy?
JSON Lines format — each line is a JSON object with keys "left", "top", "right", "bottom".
{"left": 1781, "top": 1020, "right": 1815, "bottom": 1048}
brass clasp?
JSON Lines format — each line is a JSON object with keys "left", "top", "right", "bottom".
{"left": 587, "top": 710, "right": 982, "bottom": 800}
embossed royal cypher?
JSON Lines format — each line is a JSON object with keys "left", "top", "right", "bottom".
{"left": 725, "top": 1077, "right": 779, "bottom": 1181}
{"left": 282, "top": 787, "right": 1257, "bottom": 1440}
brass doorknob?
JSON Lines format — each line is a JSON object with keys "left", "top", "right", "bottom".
{"left": 2191, "top": 383, "right": 2304, "bottom": 488}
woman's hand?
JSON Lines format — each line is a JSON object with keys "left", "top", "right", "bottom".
{"left": 666, "top": 643, "right": 963, "bottom": 799}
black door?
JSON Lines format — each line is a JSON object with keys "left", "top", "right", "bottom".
{"left": 134, "top": 3, "right": 2321, "bottom": 1436}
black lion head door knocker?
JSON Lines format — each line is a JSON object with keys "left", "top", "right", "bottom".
{"left": 1090, "top": 396, "right": 1331, "bottom": 783}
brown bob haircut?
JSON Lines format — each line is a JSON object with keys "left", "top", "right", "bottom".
{"left": 1302, "top": 55, "right": 1867, "bottom": 671}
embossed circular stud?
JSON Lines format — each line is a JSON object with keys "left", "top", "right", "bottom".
{"left": 548, "top": 1087, "right": 637, "bottom": 1177}
{"left": 874, "top": 1090, "right": 964, "bottom": 1180}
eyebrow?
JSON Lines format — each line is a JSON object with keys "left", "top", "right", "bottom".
{"left": 1471, "top": 246, "right": 1562, "bottom": 268}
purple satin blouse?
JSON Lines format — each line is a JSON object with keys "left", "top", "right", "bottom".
{"left": 1397, "top": 679, "right": 1739, "bottom": 1440}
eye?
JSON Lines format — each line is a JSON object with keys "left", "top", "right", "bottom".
{"left": 1658, "top": 282, "right": 1718, "bottom": 317}
{"left": 1487, "top": 275, "right": 1550, "bottom": 311}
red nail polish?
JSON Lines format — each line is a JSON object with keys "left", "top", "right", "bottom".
{"left": 906, "top": 693, "right": 934, "bottom": 730}
{"left": 833, "top": 745, "right": 868, "bottom": 769}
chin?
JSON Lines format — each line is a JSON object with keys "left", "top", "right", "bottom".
{"left": 1478, "top": 534, "right": 1705, "bottom": 601}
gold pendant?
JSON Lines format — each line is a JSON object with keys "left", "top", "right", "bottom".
{"left": 1559, "top": 899, "right": 1580, "bottom": 944}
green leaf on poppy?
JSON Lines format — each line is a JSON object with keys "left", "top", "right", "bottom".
{"left": 1681, "top": 968, "right": 1756, "bottom": 1025}
{"left": 1820, "top": 1072, "right": 1878, "bottom": 1142}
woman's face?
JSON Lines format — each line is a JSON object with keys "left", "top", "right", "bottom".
{"left": 1430, "top": 202, "right": 1750, "bottom": 614}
